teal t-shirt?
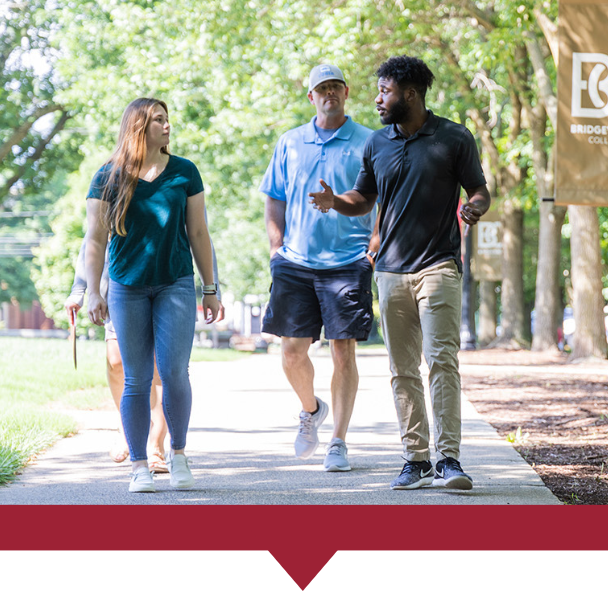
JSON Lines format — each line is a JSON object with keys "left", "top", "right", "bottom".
{"left": 86, "top": 155, "right": 204, "bottom": 286}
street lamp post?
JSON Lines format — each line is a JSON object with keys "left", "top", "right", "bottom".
{"left": 460, "top": 227, "right": 476, "bottom": 350}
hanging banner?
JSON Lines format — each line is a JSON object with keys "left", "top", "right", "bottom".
{"left": 471, "top": 207, "right": 502, "bottom": 282}
{"left": 556, "top": 0, "right": 608, "bottom": 206}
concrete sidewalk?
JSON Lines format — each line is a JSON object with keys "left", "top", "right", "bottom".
{"left": 0, "top": 348, "right": 561, "bottom": 505}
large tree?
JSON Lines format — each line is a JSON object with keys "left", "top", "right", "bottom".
{"left": 0, "top": 1, "right": 80, "bottom": 207}
{"left": 526, "top": 2, "right": 607, "bottom": 358}
{"left": 0, "top": 1, "right": 86, "bottom": 307}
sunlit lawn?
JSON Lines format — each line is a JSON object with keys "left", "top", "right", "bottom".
{"left": 0, "top": 337, "right": 249, "bottom": 486}
{"left": 190, "top": 345, "right": 252, "bottom": 362}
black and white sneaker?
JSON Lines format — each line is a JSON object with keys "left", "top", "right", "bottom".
{"left": 433, "top": 457, "right": 473, "bottom": 490}
{"left": 390, "top": 460, "right": 435, "bottom": 490}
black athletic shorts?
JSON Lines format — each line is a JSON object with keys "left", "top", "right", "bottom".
{"left": 262, "top": 253, "right": 373, "bottom": 342}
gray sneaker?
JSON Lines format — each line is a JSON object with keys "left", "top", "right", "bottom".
{"left": 323, "top": 438, "right": 351, "bottom": 472}
{"left": 294, "top": 397, "right": 329, "bottom": 459}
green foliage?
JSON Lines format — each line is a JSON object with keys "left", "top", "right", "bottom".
{"left": 0, "top": 2, "right": 85, "bottom": 304}
{"left": 0, "top": 257, "right": 39, "bottom": 304}
{"left": 48, "top": 0, "right": 513, "bottom": 300}
{"left": 32, "top": 151, "right": 106, "bottom": 334}
{"left": 0, "top": 1, "right": 83, "bottom": 206}
{"left": 506, "top": 426, "right": 530, "bottom": 445}
{"left": 0, "top": 411, "right": 76, "bottom": 485}
{"left": 566, "top": 492, "right": 582, "bottom": 505}
{"left": 6, "top": 0, "right": 579, "bottom": 321}
{"left": 0, "top": 181, "right": 61, "bottom": 305}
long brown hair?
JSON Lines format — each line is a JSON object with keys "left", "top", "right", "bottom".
{"left": 101, "top": 98, "right": 170, "bottom": 236}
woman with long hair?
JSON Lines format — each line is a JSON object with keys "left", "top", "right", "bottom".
{"left": 85, "top": 97, "right": 220, "bottom": 493}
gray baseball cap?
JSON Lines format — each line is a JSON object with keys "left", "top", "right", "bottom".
{"left": 308, "top": 64, "right": 346, "bottom": 92}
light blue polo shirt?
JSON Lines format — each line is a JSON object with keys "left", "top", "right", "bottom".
{"left": 260, "top": 116, "right": 375, "bottom": 269}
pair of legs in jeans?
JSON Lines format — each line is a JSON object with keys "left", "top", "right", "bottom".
{"left": 105, "top": 328, "right": 167, "bottom": 470}
{"left": 376, "top": 260, "right": 473, "bottom": 490}
{"left": 107, "top": 275, "right": 196, "bottom": 466}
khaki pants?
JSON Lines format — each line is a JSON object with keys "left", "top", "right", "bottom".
{"left": 375, "top": 260, "right": 462, "bottom": 462}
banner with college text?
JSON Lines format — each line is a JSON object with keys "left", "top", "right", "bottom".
{"left": 471, "top": 207, "right": 502, "bottom": 282}
{"left": 556, "top": 0, "right": 608, "bottom": 206}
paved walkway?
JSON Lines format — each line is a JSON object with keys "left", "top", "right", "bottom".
{"left": 0, "top": 348, "right": 561, "bottom": 504}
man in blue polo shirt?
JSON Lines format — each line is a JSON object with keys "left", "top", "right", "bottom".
{"left": 310, "top": 55, "right": 491, "bottom": 491}
{"left": 260, "top": 64, "right": 376, "bottom": 472}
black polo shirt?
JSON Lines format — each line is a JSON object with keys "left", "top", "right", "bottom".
{"left": 353, "top": 111, "right": 486, "bottom": 274}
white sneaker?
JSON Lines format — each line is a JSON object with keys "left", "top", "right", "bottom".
{"left": 167, "top": 453, "right": 195, "bottom": 489}
{"left": 323, "top": 438, "right": 351, "bottom": 472}
{"left": 294, "top": 397, "right": 329, "bottom": 459}
{"left": 129, "top": 468, "right": 155, "bottom": 493}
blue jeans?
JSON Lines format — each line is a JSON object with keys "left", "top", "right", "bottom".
{"left": 107, "top": 275, "right": 197, "bottom": 461}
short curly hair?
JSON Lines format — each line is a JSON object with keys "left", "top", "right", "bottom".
{"left": 376, "top": 56, "right": 435, "bottom": 99}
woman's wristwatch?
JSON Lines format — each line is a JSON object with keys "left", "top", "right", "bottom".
{"left": 366, "top": 250, "right": 377, "bottom": 261}
{"left": 202, "top": 283, "right": 218, "bottom": 295}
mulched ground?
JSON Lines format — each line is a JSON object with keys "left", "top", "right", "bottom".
{"left": 459, "top": 348, "right": 608, "bottom": 505}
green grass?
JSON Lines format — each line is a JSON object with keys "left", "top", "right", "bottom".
{"left": 0, "top": 411, "right": 76, "bottom": 485}
{"left": 0, "top": 337, "right": 109, "bottom": 485}
{"left": 0, "top": 337, "right": 248, "bottom": 486}
{"left": 0, "top": 337, "right": 108, "bottom": 406}
{"left": 190, "top": 346, "right": 251, "bottom": 362}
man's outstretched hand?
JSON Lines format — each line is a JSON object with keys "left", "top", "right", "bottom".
{"left": 309, "top": 179, "right": 335, "bottom": 213}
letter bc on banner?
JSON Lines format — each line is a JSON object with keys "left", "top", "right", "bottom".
{"left": 471, "top": 207, "right": 502, "bottom": 282}
{"left": 556, "top": 0, "right": 608, "bottom": 206}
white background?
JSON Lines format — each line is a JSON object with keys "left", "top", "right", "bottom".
{"left": 5, "top": 551, "right": 606, "bottom": 594}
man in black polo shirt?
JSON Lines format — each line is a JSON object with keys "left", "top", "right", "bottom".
{"left": 309, "top": 55, "right": 490, "bottom": 491}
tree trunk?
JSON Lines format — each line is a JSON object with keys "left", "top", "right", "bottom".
{"left": 479, "top": 281, "right": 497, "bottom": 346}
{"left": 522, "top": 96, "right": 565, "bottom": 353}
{"left": 531, "top": 200, "right": 567, "bottom": 351}
{"left": 568, "top": 205, "right": 608, "bottom": 360}
{"left": 500, "top": 199, "right": 526, "bottom": 345}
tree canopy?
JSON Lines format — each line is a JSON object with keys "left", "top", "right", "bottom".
{"left": 0, "top": 0, "right": 605, "bottom": 356}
